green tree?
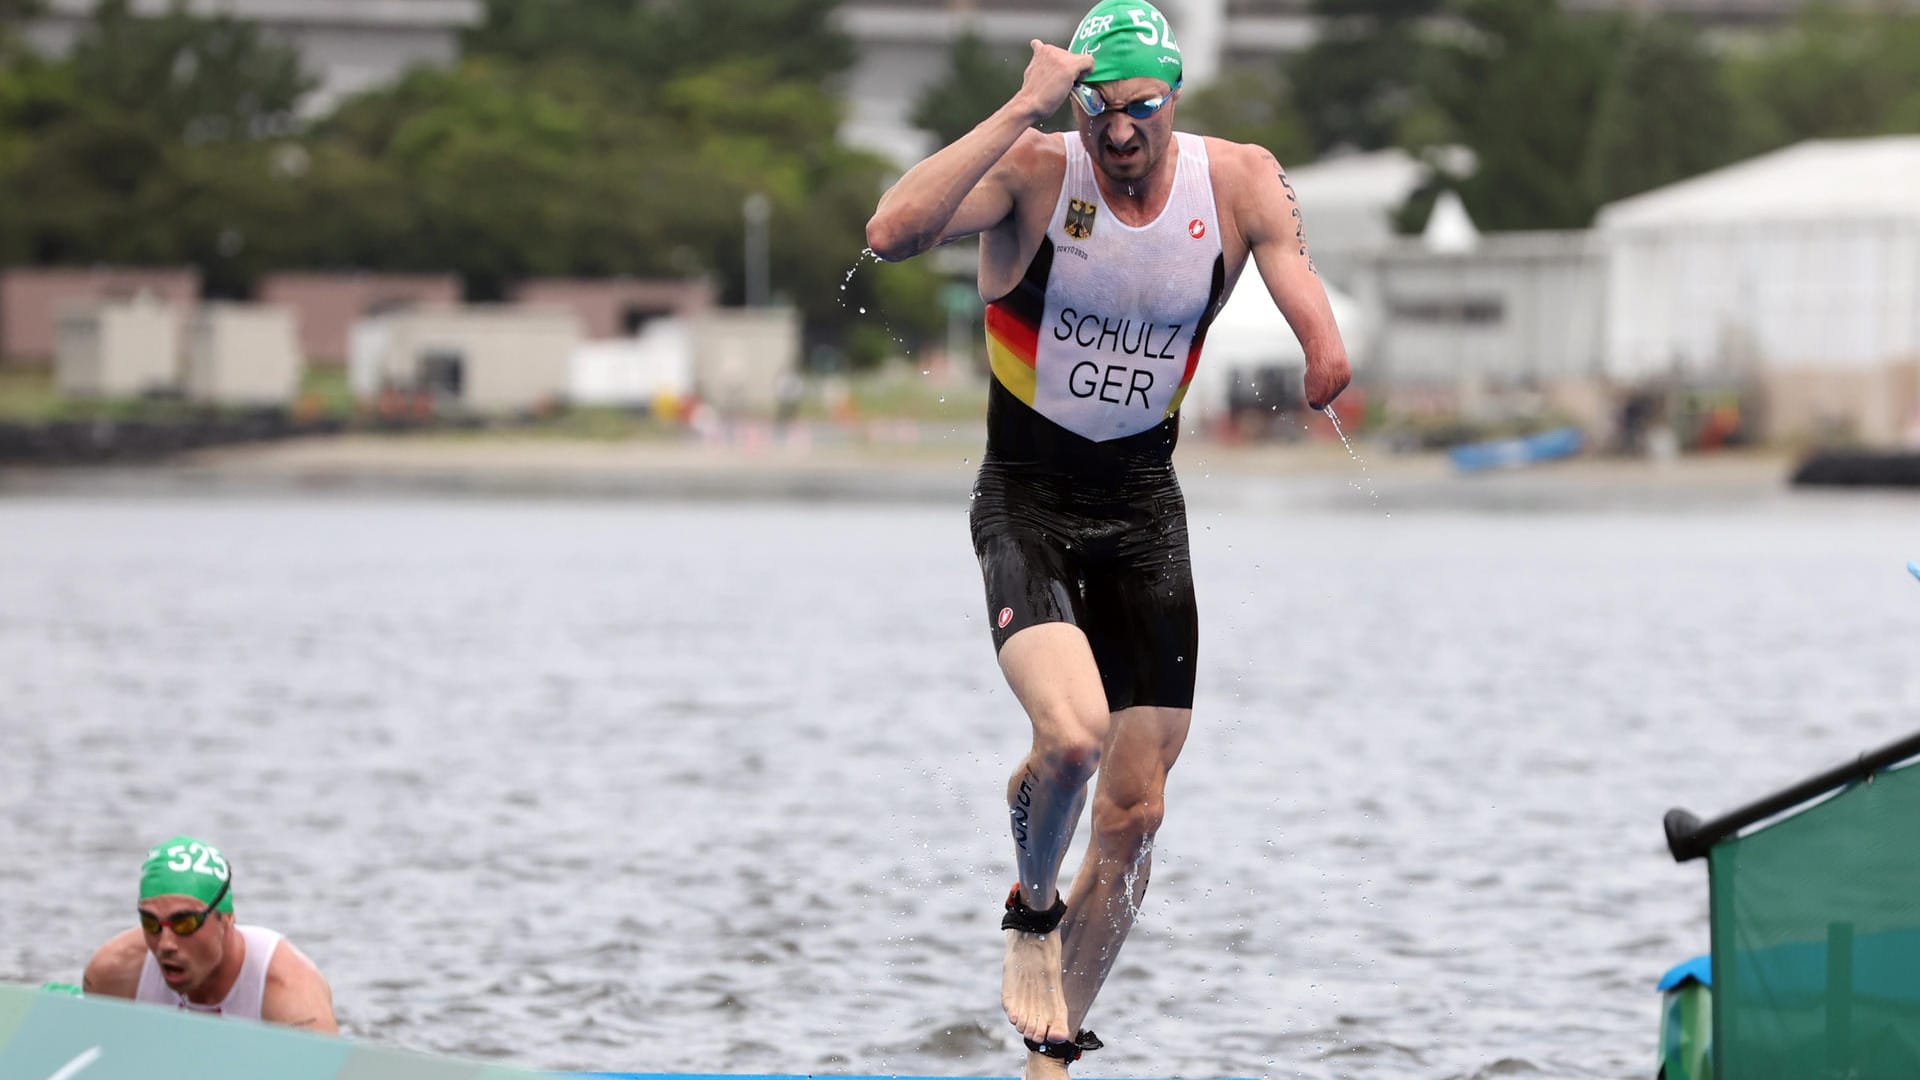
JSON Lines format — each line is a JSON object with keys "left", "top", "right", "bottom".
{"left": 1, "top": 0, "right": 939, "bottom": 353}
{"left": 1176, "top": 64, "right": 1311, "bottom": 163}
{"left": 1289, "top": 0, "right": 1443, "bottom": 155}
{"left": 1420, "top": 0, "right": 1616, "bottom": 230}
{"left": 67, "top": 0, "right": 315, "bottom": 140}
{"left": 1581, "top": 14, "right": 1751, "bottom": 206}
{"left": 0, "top": 0, "right": 319, "bottom": 290}
{"left": 911, "top": 31, "right": 1019, "bottom": 148}
{"left": 0, "top": 0, "right": 44, "bottom": 49}
{"left": 1728, "top": 3, "right": 1920, "bottom": 146}
{"left": 308, "top": 57, "right": 940, "bottom": 349}
{"left": 910, "top": 30, "right": 1071, "bottom": 148}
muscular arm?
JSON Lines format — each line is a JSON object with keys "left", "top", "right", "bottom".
{"left": 81, "top": 930, "right": 146, "bottom": 999}
{"left": 1224, "top": 143, "right": 1352, "bottom": 409}
{"left": 865, "top": 40, "right": 1091, "bottom": 262}
{"left": 261, "top": 941, "right": 339, "bottom": 1035}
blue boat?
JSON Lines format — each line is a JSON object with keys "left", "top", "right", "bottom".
{"left": 1447, "top": 426, "right": 1584, "bottom": 473}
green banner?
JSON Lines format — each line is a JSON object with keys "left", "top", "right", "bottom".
{"left": 0, "top": 983, "right": 555, "bottom": 1080}
{"left": 1709, "top": 760, "right": 1920, "bottom": 1078}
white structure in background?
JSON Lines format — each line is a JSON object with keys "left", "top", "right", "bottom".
{"left": 1277, "top": 147, "right": 1472, "bottom": 291}
{"left": 1597, "top": 136, "right": 1920, "bottom": 444}
{"left": 183, "top": 304, "right": 304, "bottom": 406}
{"left": 689, "top": 308, "right": 803, "bottom": 418}
{"left": 54, "top": 298, "right": 180, "bottom": 399}
{"left": 351, "top": 307, "right": 582, "bottom": 414}
{"left": 568, "top": 319, "right": 695, "bottom": 408}
{"left": 27, "top": 0, "right": 484, "bottom": 117}
{"left": 1179, "top": 269, "right": 1372, "bottom": 428}
{"left": 561, "top": 308, "right": 800, "bottom": 418}
{"left": 1421, "top": 189, "right": 1479, "bottom": 255}
{"left": 1365, "top": 230, "right": 1604, "bottom": 391}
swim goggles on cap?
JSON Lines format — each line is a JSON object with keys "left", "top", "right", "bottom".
{"left": 138, "top": 872, "right": 231, "bottom": 938}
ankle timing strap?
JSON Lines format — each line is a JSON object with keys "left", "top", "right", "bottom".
{"left": 1025, "top": 1030, "right": 1104, "bottom": 1063}
{"left": 1001, "top": 885, "right": 1068, "bottom": 935}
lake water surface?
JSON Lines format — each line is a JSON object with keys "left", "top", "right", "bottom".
{"left": 3, "top": 476, "right": 1915, "bottom": 1079}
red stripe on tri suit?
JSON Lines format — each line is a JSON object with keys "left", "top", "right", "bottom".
{"left": 985, "top": 302, "right": 1039, "bottom": 367}
{"left": 1179, "top": 327, "right": 1206, "bottom": 392}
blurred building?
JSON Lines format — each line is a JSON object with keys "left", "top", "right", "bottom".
{"left": 508, "top": 278, "right": 718, "bottom": 340}
{"left": 1333, "top": 135, "right": 1920, "bottom": 449}
{"left": 1, "top": 267, "right": 200, "bottom": 365}
{"left": 569, "top": 322, "right": 694, "bottom": 409}
{"left": 1597, "top": 136, "right": 1920, "bottom": 446}
{"left": 258, "top": 272, "right": 462, "bottom": 365}
{"left": 26, "top": 0, "right": 484, "bottom": 117}
{"left": 1364, "top": 228, "right": 1612, "bottom": 432}
{"left": 182, "top": 303, "right": 305, "bottom": 406}
{"left": 54, "top": 297, "right": 182, "bottom": 399}
{"left": 689, "top": 308, "right": 804, "bottom": 419}
{"left": 350, "top": 306, "right": 582, "bottom": 414}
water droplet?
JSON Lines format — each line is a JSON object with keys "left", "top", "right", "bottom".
{"left": 1324, "top": 405, "right": 1385, "bottom": 516}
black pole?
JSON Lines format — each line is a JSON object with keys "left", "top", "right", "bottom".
{"left": 1664, "top": 729, "right": 1920, "bottom": 863}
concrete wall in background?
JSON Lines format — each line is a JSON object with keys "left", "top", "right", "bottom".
{"left": 355, "top": 306, "right": 583, "bottom": 414}
{"left": 184, "top": 304, "right": 305, "bottom": 406}
{"left": 258, "top": 272, "right": 461, "bottom": 365}
{"left": 690, "top": 307, "right": 802, "bottom": 418}
{"left": 1761, "top": 361, "right": 1920, "bottom": 447}
{"left": 54, "top": 299, "right": 182, "bottom": 398}
{"left": 2, "top": 267, "right": 200, "bottom": 364}
{"left": 1364, "top": 232, "right": 1605, "bottom": 391}
{"left": 509, "top": 278, "right": 717, "bottom": 341}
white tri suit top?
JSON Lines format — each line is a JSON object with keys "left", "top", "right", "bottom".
{"left": 982, "top": 130, "right": 1226, "bottom": 456}
{"left": 134, "top": 924, "right": 282, "bottom": 1020}
{"left": 969, "top": 130, "right": 1228, "bottom": 712}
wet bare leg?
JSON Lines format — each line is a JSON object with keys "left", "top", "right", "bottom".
{"left": 998, "top": 624, "right": 1111, "bottom": 1047}
{"left": 1059, "top": 705, "right": 1191, "bottom": 1029}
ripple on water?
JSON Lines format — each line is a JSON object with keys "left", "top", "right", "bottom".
{"left": 3, "top": 494, "right": 1916, "bottom": 1078}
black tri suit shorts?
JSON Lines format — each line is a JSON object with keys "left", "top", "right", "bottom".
{"left": 968, "top": 381, "right": 1199, "bottom": 712}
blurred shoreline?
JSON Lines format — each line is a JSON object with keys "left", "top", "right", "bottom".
{"left": 0, "top": 425, "right": 1840, "bottom": 513}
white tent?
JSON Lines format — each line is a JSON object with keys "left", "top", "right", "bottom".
{"left": 1182, "top": 270, "right": 1372, "bottom": 425}
{"left": 1596, "top": 136, "right": 1920, "bottom": 379}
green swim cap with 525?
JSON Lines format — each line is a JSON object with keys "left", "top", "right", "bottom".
{"left": 1068, "top": 0, "right": 1183, "bottom": 88}
{"left": 139, "top": 836, "right": 234, "bottom": 912}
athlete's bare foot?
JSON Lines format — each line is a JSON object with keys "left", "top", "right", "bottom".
{"left": 1022, "top": 1048, "right": 1073, "bottom": 1080}
{"left": 1002, "top": 927, "right": 1069, "bottom": 1045}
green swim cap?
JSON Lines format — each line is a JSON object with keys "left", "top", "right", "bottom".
{"left": 1068, "top": 0, "right": 1183, "bottom": 88}
{"left": 139, "top": 836, "right": 234, "bottom": 913}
